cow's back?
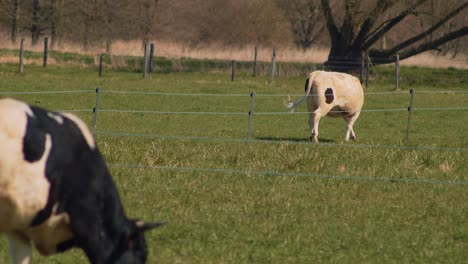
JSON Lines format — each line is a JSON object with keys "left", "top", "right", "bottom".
{"left": 307, "top": 71, "right": 364, "bottom": 116}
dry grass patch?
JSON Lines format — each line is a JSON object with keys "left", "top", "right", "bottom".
{"left": 1, "top": 38, "right": 466, "bottom": 68}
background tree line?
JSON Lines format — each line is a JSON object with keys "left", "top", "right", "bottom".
{"left": 0, "top": 0, "right": 466, "bottom": 70}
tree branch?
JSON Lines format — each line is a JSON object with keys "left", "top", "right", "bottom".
{"left": 387, "top": 2, "right": 468, "bottom": 54}
{"left": 351, "top": 0, "right": 397, "bottom": 51}
{"left": 363, "top": 0, "right": 428, "bottom": 50}
{"left": 320, "top": 0, "right": 339, "bottom": 37}
{"left": 398, "top": 26, "right": 468, "bottom": 60}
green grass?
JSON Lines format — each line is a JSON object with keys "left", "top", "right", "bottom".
{"left": 0, "top": 62, "right": 467, "bottom": 263}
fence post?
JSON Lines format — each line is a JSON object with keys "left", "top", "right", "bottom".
{"left": 99, "top": 54, "right": 103, "bottom": 77}
{"left": 365, "top": 54, "right": 370, "bottom": 89}
{"left": 247, "top": 91, "right": 256, "bottom": 143}
{"left": 231, "top": 60, "right": 236, "bottom": 81}
{"left": 269, "top": 48, "right": 276, "bottom": 83}
{"left": 406, "top": 88, "right": 415, "bottom": 141}
{"left": 143, "top": 42, "right": 148, "bottom": 79}
{"left": 395, "top": 52, "right": 400, "bottom": 90}
{"left": 92, "top": 87, "right": 101, "bottom": 135}
{"left": 360, "top": 51, "right": 364, "bottom": 82}
{"left": 253, "top": 46, "right": 257, "bottom": 77}
{"left": 43, "top": 37, "right": 48, "bottom": 67}
{"left": 149, "top": 43, "right": 155, "bottom": 73}
{"left": 19, "top": 38, "right": 24, "bottom": 73}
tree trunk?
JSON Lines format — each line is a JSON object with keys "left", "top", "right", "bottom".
{"left": 325, "top": 33, "right": 362, "bottom": 72}
{"left": 321, "top": 0, "right": 468, "bottom": 72}
{"left": 50, "top": 0, "right": 64, "bottom": 50}
{"left": 31, "top": 0, "right": 40, "bottom": 46}
{"left": 11, "top": 0, "right": 20, "bottom": 44}
{"left": 83, "top": 14, "right": 91, "bottom": 51}
{"left": 106, "top": 40, "right": 112, "bottom": 54}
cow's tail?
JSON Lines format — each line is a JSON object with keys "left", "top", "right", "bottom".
{"left": 285, "top": 73, "right": 314, "bottom": 111}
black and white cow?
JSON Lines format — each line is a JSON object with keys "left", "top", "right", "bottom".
{"left": 0, "top": 98, "right": 163, "bottom": 264}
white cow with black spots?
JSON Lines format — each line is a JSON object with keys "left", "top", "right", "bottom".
{"left": 287, "top": 71, "right": 364, "bottom": 143}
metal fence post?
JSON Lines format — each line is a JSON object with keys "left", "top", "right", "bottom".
{"left": 406, "top": 88, "right": 415, "bottom": 141}
{"left": 92, "top": 87, "right": 101, "bottom": 134}
{"left": 247, "top": 91, "right": 256, "bottom": 143}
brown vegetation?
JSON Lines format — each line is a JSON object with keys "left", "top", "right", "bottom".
{"left": 0, "top": 0, "right": 466, "bottom": 69}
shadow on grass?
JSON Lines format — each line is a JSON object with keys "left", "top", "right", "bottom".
{"left": 256, "top": 136, "right": 336, "bottom": 144}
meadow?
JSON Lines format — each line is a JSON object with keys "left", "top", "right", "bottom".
{"left": 0, "top": 61, "right": 467, "bottom": 263}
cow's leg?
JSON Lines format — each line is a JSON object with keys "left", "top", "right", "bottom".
{"left": 344, "top": 112, "right": 361, "bottom": 141}
{"left": 6, "top": 232, "right": 32, "bottom": 264}
{"left": 309, "top": 111, "right": 321, "bottom": 143}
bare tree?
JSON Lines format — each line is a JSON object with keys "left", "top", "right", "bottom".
{"left": 139, "top": 0, "right": 159, "bottom": 45}
{"left": 30, "top": 0, "right": 41, "bottom": 45}
{"left": 48, "top": 0, "right": 64, "bottom": 49}
{"left": 277, "top": 0, "right": 324, "bottom": 50}
{"left": 0, "top": 0, "right": 30, "bottom": 43}
{"left": 75, "top": 0, "right": 101, "bottom": 51}
{"left": 320, "top": 0, "right": 468, "bottom": 71}
{"left": 156, "top": 0, "right": 289, "bottom": 47}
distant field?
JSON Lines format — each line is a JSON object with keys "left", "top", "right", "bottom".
{"left": 0, "top": 62, "right": 467, "bottom": 263}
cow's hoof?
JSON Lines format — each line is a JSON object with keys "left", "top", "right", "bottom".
{"left": 309, "top": 136, "right": 318, "bottom": 143}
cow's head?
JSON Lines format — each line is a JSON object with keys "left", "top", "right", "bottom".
{"left": 110, "top": 220, "right": 165, "bottom": 264}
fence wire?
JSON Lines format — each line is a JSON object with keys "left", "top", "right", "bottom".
{"left": 2, "top": 89, "right": 467, "bottom": 185}
{"left": 0, "top": 90, "right": 95, "bottom": 95}
{"left": 2, "top": 89, "right": 467, "bottom": 96}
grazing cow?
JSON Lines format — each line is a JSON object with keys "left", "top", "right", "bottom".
{"left": 0, "top": 98, "right": 164, "bottom": 264}
{"left": 286, "top": 71, "right": 364, "bottom": 143}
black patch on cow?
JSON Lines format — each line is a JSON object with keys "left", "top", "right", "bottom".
{"left": 325, "top": 88, "right": 334, "bottom": 104}
{"left": 27, "top": 105, "right": 100, "bottom": 227}
{"left": 304, "top": 78, "right": 310, "bottom": 92}
{"left": 23, "top": 113, "right": 46, "bottom": 162}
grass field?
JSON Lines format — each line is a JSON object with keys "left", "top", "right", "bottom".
{"left": 0, "top": 62, "right": 467, "bottom": 263}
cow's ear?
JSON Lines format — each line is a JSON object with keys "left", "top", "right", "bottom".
{"left": 134, "top": 220, "right": 165, "bottom": 232}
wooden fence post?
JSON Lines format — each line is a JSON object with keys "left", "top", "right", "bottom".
{"left": 253, "top": 46, "right": 257, "bottom": 77}
{"left": 406, "top": 88, "right": 415, "bottom": 141}
{"left": 149, "top": 43, "right": 155, "bottom": 73}
{"left": 395, "top": 52, "right": 400, "bottom": 90}
{"left": 92, "top": 87, "right": 101, "bottom": 134}
{"left": 247, "top": 91, "right": 256, "bottom": 143}
{"left": 143, "top": 42, "right": 148, "bottom": 79}
{"left": 360, "top": 51, "right": 365, "bottom": 82}
{"left": 19, "top": 38, "right": 24, "bottom": 73}
{"left": 231, "top": 60, "right": 236, "bottom": 81}
{"left": 269, "top": 48, "right": 276, "bottom": 83}
{"left": 365, "top": 54, "right": 370, "bottom": 89}
{"left": 43, "top": 37, "right": 48, "bottom": 67}
{"left": 99, "top": 54, "right": 103, "bottom": 77}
